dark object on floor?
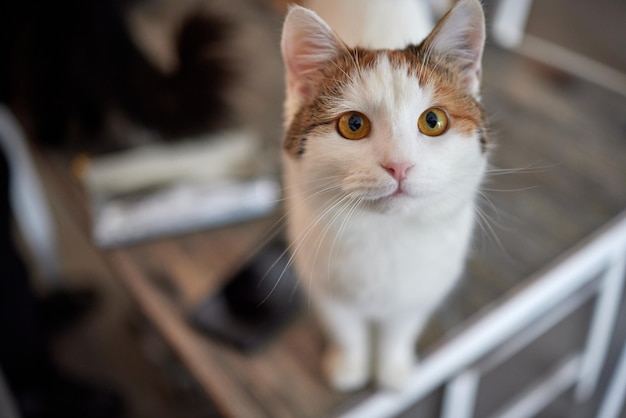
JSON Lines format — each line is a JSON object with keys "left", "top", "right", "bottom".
{"left": 13, "top": 367, "right": 126, "bottom": 418}
{"left": 191, "top": 235, "right": 302, "bottom": 352}
{"left": 37, "top": 287, "right": 99, "bottom": 335}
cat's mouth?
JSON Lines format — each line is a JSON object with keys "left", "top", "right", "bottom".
{"left": 391, "top": 184, "right": 406, "bottom": 197}
{"left": 382, "top": 180, "right": 414, "bottom": 199}
{"left": 365, "top": 184, "right": 414, "bottom": 203}
{"left": 346, "top": 181, "right": 439, "bottom": 208}
{"left": 366, "top": 182, "right": 441, "bottom": 204}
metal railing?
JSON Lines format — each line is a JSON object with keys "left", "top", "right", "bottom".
{"left": 341, "top": 211, "right": 626, "bottom": 418}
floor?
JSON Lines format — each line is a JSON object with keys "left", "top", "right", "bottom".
{"left": 30, "top": 1, "right": 284, "bottom": 417}
{"left": 20, "top": 0, "right": 626, "bottom": 417}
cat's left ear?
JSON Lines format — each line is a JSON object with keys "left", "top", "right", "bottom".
{"left": 421, "top": 0, "right": 486, "bottom": 98}
{"left": 281, "top": 5, "right": 345, "bottom": 104}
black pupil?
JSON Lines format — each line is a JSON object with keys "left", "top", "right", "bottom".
{"left": 425, "top": 111, "right": 439, "bottom": 129}
{"left": 348, "top": 114, "right": 362, "bottom": 132}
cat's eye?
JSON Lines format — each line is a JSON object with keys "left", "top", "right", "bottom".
{"left": 418, "top": 107, "right": 449, "bottom": 136}
{"left": 337, "top": 111, "right": 371, "bottom": 140}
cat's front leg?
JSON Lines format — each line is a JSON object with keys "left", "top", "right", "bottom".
{"left": 375, "top": 312, "right": 427, "bottom": 391}
{"left": 313, "top": 296, "right": 370, "bottom": 391}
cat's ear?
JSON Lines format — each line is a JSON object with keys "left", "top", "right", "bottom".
{"left": 422, "top": 0, "right": 486, "bottom": 97}
{"left": 281, "top": 5, "right": 345, "bottom": 103}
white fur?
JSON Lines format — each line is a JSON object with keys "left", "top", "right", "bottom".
{"left": 304, "top": 0, "right": 434, "bottom": 49}
{"left": 281, "top": 1, "right": 486, "bottom": 391}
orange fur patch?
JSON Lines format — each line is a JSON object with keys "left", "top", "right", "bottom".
{"left": 284, "top": 44, "right": 489, "bottom": 158}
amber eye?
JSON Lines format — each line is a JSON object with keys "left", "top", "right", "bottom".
{"left": 418, "top": 107, "right": 449, "bottom": 136}
{"left": 337, "top": 111, "right": 371, "bottom": 140}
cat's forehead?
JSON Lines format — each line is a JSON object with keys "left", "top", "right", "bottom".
{"left": 336, "top": 53, "right": 433, "bottom": 115}
{"left": 318, "top": 48, "right": 429, "bottom": 93}
{"left": 318, "top": 49, "right": 466, "bottom": 107}
{"left": 318, "top": 48, "right": 484, "bottom": 134}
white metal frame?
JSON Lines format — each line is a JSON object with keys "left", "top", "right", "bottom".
{"left": 0, "top": 105, "right": 61, "bottom": 285}
{"left": 491, "top": 0, "right": 535, "bottom": 49}
{"left": 492, "top": 0, "right": 626, "bottom": 97}
{"left": 597, "top": 339, "right": 626, "bottom": 418}
{"left": 341, "top": 212, "right": 626, "bottom": 418}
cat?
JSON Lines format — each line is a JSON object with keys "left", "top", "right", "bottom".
{"left": 280, "top": 0, "right": 488, "bottom": 391}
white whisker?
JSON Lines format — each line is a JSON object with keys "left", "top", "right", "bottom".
{"left": 327, "top": 196, "right": 362, "bottom": 281}
{"left": 257, "top": 192, "right": 351, "bottom": 306}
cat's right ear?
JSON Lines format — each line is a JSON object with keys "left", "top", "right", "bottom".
{"left": 281, "top": 5, "right": 344, "bottom": 104}
{"left": 421, "top": 0, "right": 485, "bottom": 98}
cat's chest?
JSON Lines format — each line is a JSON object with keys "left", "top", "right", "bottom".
{"left": 298, "top": 209, "right": 474, "bottom": 313}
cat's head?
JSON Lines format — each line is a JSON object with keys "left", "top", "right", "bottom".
{"left": 281, "top": 0, "right": 489, "bottom": 216}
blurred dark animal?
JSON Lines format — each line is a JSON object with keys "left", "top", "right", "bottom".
{"left": 0, "top": 0, "right": 235, "bottom": 152}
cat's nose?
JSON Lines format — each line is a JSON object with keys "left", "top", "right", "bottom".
{"left": 382, "top": 161, "right": 414, "bottom": 182}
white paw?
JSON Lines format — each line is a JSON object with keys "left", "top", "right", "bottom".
{"left": 323, "top": 347, "right": 370, "bottom": 392}
{"left": 376, "top": 358, "right": 415, "bottom": 391}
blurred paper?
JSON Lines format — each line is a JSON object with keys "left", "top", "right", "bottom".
{"left": 81, "top": 130, "right": 281, "bottom": 247}
{"left": 92, "top": 178, "right": 280, "bottom": 247}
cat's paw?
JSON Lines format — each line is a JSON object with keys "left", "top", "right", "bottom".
{"left": 323, "top": 347, "right": 369, "bottom": 392}
{"left": 376, "top": 358, "right": 415, "bottom": 391}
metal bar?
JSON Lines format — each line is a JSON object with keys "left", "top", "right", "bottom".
{"left": 339, "top": 213, "right": 626, "bottom": 418}
{"left": 492, "top": 0, "right": 534, "bottom": 48}
{"left": 576, "top": 252, "right": 626, "bottom": 402}
{"left": 0, "top": 104, "right": 61, "bottom": 285}
{"left": 441, "top": 369, "right": 480, "bottom": 418}
{"left": 518, "top": 35, "right": 626, "bottom": 98}
{"left": 478, "top": 280, "right": 597, "bottom": 372}
{"left": 488, "top": 354, "right": 582, "bottom": 418}
{"left": 596, "top": 340, "right": 626, "bottom": 418}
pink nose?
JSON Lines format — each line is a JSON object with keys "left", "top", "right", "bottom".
{"left": 382, "top": 161, "right": 413, "bottom": 182}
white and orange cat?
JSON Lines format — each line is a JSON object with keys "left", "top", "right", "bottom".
{"left": 280, "top": 0, "right": 488, "bottom": 391}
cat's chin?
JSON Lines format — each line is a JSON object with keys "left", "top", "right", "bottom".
{"left": 361, "top": 192, "right": 423, "bottom": 215}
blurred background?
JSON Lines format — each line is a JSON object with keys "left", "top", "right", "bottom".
{"left": 0, "top": 0, "right": 625, "bottom": 417}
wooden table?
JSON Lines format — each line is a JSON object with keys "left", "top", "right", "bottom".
{"left": 36, "top": 44, "right": 626, "bottom": 418}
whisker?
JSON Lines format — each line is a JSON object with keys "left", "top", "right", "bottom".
{"left": 327, "top": 196, "right": 362, "bottom": 280}
{"left": 473, "top": 201, "right": 515, "bottom": 260}
{"left": 308, "top": 194, "right": 354, "bottom": 283}
{"left": 481, "top": 185, "right": 540, "bottom": 193}
{"left": 256, "top": 193, "right": 352, "bottom": 306}
{"left": 279, "top": 194, "right": 354, "bottom": 307}
{"left": 239, "top": 180, "right": 346, "bottom": 261}
{"left": 280, "top": 175, "right": 343, "bottom": 190}
{"left": 329, "top": 59, "right": 355, "bottom": 85}
{"left": 485, "top": 162, "right": 554, "bottom": 176}
{"left": 305, "top": 194, "right": 357, "bottom": 307}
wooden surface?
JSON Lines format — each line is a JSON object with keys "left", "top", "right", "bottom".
{"left": 36, "top": 42, "right": 626, "bottom": 418}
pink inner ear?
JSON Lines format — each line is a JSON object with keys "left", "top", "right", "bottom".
{"left": 283, "top": 41, "right": 318, "bottom": 102}
{"left": 423, "top": 0, "right": 485, "bottom": 96}
{"left": 286, "top": 72, "right": 312, "bottom": 101}
{"left": 281, "top": 6, "right": 344, "bottom": 102}
{"left": 285, "top": 38, "right": 326, "bottom": 76}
